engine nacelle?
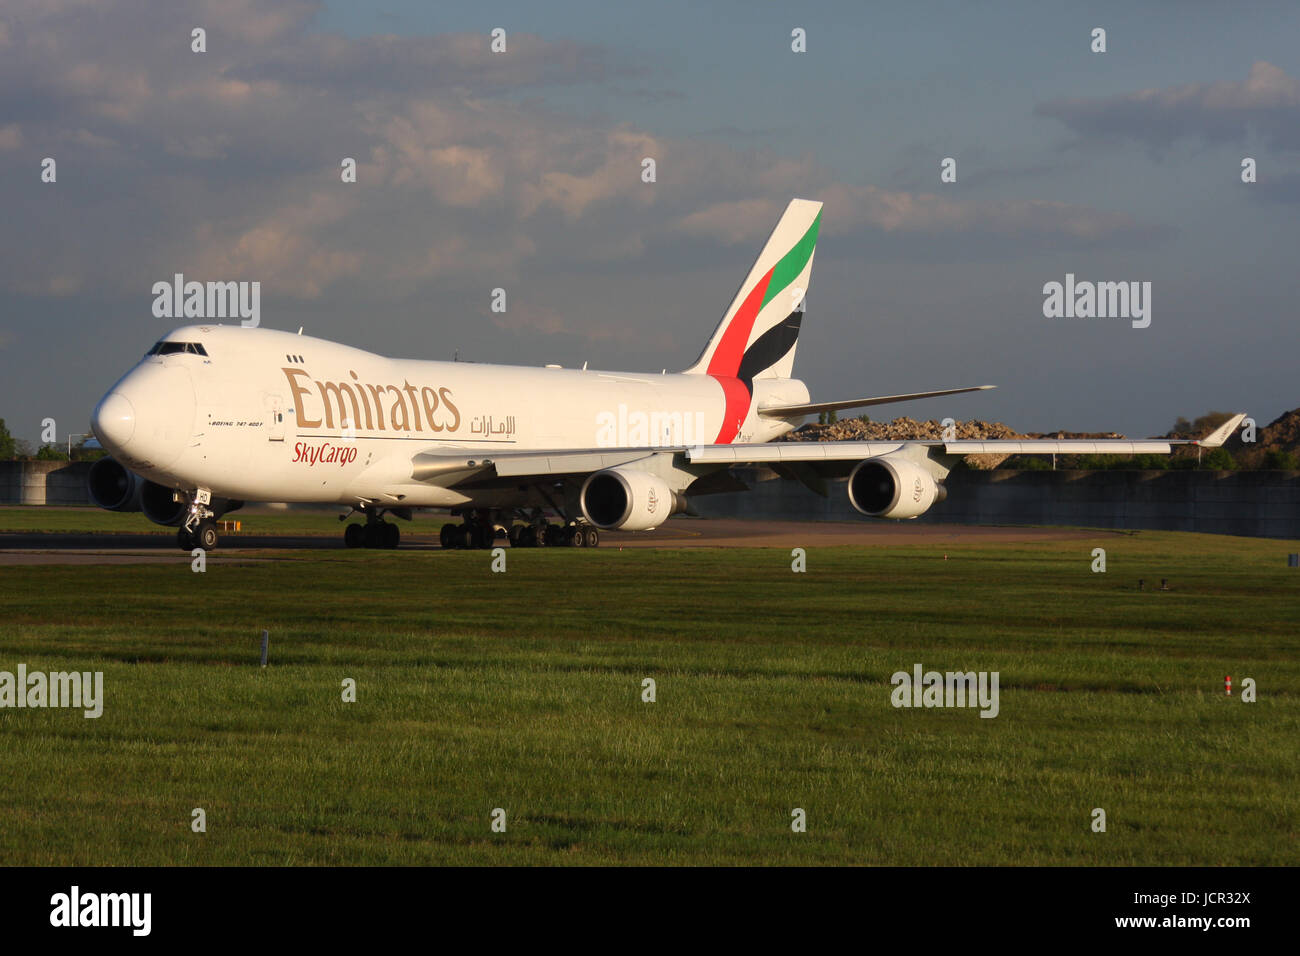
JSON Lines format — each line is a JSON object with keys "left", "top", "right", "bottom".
{"left": 141, "top": 485, "right": 241, "bottom": 526}
{"left": 847, "top": 455, "right": 945, "bottom": 519}
{"left": 140, "top": 481, "right": 187, "bottom": 526}
{"left": 88, "top": 458, "right": 241, "bottom": 526}
{"left": 86, "top": 457, "right": 142, "bottom": 512}
{"left": 580, "top": 467, "right": 680, "bottom": 531}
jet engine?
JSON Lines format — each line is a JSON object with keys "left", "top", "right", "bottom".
{"left": 140, "top": 481, "right": 188, "bottom": 526}
{"left": 88, "top": 457, "right": 241, "bottom": 526}
{"left": 579, "top": 467, "right": 682, "bottom": 531}
{"left": 86, "top": 457, "right": 142, "bottom": 512}
{"left": 847, "top": 455, "right": 945, "bottom": 519}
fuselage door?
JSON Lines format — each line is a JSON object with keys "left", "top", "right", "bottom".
{"left": 265, "top": 393, "right": 286, "bottom": 441}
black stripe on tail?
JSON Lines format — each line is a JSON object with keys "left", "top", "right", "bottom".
{"left": 736, "top": 310, "right": 802, "bottom": 393}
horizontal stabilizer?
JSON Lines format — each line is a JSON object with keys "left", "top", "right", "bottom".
{"left": 757, "top": 385, "right": 995, "bottom": 418}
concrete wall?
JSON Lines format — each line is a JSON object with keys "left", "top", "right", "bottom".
{"left": 0, "top": 460, "right": 95, "bottom": 505}
{"left": 693, "top": 467, "right": 1300, "bottom": 539}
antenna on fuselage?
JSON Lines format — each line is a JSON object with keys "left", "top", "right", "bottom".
{"left": 297, "top": 327, "right": 303, "bottom": 335}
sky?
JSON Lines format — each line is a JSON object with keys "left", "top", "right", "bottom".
{"left": 1, "top": 0, "right": 1297, "bottom": 445}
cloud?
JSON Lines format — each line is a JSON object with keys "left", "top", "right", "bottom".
{"left": 0, "top": 0, "right": 1165, "bottom": 334}
{"left": 239, "top": 30, "right": 625, "bottom": 92}
{"left": 1037, "top": 61, "right": 1300, "bottom": 152}
{"left": 673, "top": 185, "right": 1156, "bottom": 247}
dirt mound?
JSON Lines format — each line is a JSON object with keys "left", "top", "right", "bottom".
{"left": 1220, "top": 408, "right": 1300, "bottom": 466}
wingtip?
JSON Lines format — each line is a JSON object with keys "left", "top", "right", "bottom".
{"left": 1197, "top": 413, "right": 1247, "bottom": 448}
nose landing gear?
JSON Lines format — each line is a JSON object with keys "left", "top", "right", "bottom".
{"left": 178, "top": 489, "right": 219, "bottom": 550}
{"left": 179, "top": 521, "right": 219, "bottom": 550}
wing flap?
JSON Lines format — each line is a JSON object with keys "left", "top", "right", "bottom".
{"left": 685, "top": 442, "right": 911, "bottom": 464}
{"left": 942, "top": 440, "right": 1172, "bottom": 455}
{"left": 491, "top": 450, "right": 659, "bottom": 478}
{"left": 411, "top": 448, "right": 663, "bottom": 484}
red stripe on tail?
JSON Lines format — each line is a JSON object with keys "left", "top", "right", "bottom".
{"left": 706, "top": 270, "right": 772, "bottom": 443}
{"left": 707, "top": 270, "right": 773, "bottom": 378}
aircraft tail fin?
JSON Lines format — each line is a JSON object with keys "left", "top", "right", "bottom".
{"left": 683, "top": 198, "right": 821, "bottom": 384}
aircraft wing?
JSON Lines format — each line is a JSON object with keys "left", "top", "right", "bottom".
{"left": 411, "top": 448, "right": 662, "bottom": 488}
{"left": 690, "top": 413, "right": 1244, "bottom": 464}
{"left": 757, "top": 385, "right": 995, "bottom": 418}
{"left": 409, "top": 414, "right": 1244, "bottom": 485}
{"left": 686, "top": 439, "right": 1174, "bottom": 464}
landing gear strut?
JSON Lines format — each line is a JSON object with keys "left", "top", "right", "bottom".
{"left": 438, "top": 508, "right": 599, "bottom": 549}
{"left": 341, "top": 505, "right": 401, "bottom": 550}
{"left": 178, "top": 489, "right": 219, "bottom": 550}
{"left": 440, "top": 509, "right": 501, "bottom": 550}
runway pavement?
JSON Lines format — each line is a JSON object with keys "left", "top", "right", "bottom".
{"left": 0, "top": 518, "right": 1115, "bottom": 564}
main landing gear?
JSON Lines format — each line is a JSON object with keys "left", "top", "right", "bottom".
{"left": 438, "top": 509, "right": 599, "bottom": 549}
{"left": 341, "top": 505, "right": 402, "bottom": 550}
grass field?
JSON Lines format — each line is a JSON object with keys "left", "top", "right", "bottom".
{"left": 0, "top": 527, "right": 1297, "bottom": 865}
{"left": 0, "top": 505, "right": 354, "bottom": 536}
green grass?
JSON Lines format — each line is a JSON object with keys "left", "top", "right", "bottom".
{"left": 0, "top": 505, "right": 353, "bottom": 536}
{"left": 0, "top": 530, "right": 1296, "bottom": 865}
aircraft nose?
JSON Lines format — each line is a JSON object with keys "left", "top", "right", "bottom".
{"left": 91, "top": 363, "right": 195, "bottom": 468}
{"left": 92, "top": 392, "right": 136, "bottom": 450}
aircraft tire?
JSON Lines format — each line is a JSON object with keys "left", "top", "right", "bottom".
{"left": 344, "top": 524, "right": 363, "bottom": 548}
{"left": 196, "top": 521, "right": 219, "bottom": 550}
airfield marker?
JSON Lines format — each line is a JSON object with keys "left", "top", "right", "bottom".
{"left": 1225, "top": 675, "right": 1231, "bottom": 696}
{"left": 260, "top": 630, "right": 269, "bottom": 668}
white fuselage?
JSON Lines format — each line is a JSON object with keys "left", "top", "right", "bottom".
{"left": 92, "top": 325, "right": 810, "bottom": 508}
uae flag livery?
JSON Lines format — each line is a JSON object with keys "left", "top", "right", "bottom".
{"left": 684, "top": 199, "right": 822, "bottom": 443}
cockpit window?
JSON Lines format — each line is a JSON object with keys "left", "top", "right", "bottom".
{"left": 147, "top": 341, "right": 208, "bottom": 356}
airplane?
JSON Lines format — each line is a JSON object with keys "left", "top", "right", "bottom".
{"left": 86, "top": 198, "right": 1244, "bottom": 551}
